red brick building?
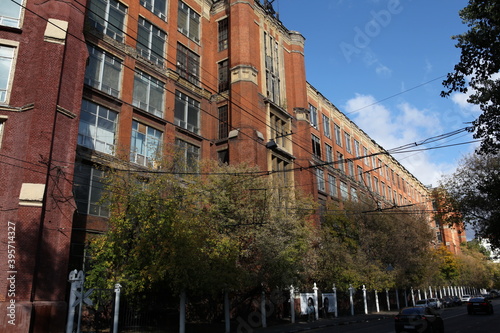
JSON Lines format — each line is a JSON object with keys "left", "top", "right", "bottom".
{"left": 0, "top": 0, "right": 463, "bottom": 331}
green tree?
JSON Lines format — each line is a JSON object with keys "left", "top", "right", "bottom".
{"left": 440, "top": 153, "right": 500, "bottom": 249}
{"left": 86, "top": 161, "right": 315, "bottom": 298}
{"left": 441, "top": 0, "right": 500, "bottom": 154}
{"left": 315, "top": 198, "right": 434, "bottom": 291}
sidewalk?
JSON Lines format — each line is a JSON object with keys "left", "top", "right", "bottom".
{"left": 252, "top": 311, "right": 398, "bottom": 333}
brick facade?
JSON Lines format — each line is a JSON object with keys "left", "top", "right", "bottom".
{"left": 0, "top": 0, "right": 461, "bottom": 331}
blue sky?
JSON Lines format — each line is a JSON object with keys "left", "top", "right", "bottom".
{"left": 275, "top": 0, "right": 479, "bottom": 187}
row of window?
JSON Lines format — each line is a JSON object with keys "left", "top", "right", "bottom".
{"left": 78, "top": 98, "right": 201, "bottom": 169}
{"left": 87, "top": 0, "right": 229, "bottom": 63}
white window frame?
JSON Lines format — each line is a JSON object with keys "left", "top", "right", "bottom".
{"left": 85, "top": 44, "right": 122, "bottom": 97}
{"left": 325, "top": 143, "right": 333, "bottom": 163}
{"left": 87, "top": 0, "right": 127, "bottom": 42}
{"left": 178, "top": 1, "right": 200, "bottom": 43}
{"left": 309, "top": 104, "right": 318, "bottom": 128}
{"left": 133, "top": 70, "right": 164, "bottom": 117}
{"left": 328, "top": 174, "right": 337, "bottom": 197}
{"left": 0, "top": 42, "right": 18, "bottom": 105}
{"left": 340, "top": 181, "right": 348, "bottom": 200}
{"left": 141, "top": 0, "right": 167, "bottom": 19}
{"left": 137, "top": 17, "right": 166, "bottom": 65}
{"left": 322, "top": 114, "right": 330, "bottom": 138}
{"left": 344, "top": 132, "right": 352, "bottom": 153}
{"left": 316, "top": 168, "right": 325, "bottom": 192}
{"left": 130, "top": 120, "right": 163, "bottom": 167}
{"left": 334, "top": 124, "right": 342, "bottom": 146}
{"left": 174, "top": 90, "right": 200, "bottom": 134}
{"left": 0, "top": 0, "right": 23, "bottom": 28}
{"left": 78, "top": 100, "right": 118, "bottom": 155}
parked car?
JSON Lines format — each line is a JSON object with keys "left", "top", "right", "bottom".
{"left": 415, "top": 298, "right": 440, "bottom": 309}
{"left": 461, "top": 294, "right": 471, "bottom": 302}
{"left": 451, "top": 296, "right": 462, "bottom": 306}
{"left": 428, "top": 298, "right": 442, "bottom": 309}
{"left": 395, "top": 307, "right": 444, "bottom": 333}
{"left": 467, "top": 297, "right": 494, "bottom": 315}
{"left": 441, "top": 296, "right": 453, "bottom": 308}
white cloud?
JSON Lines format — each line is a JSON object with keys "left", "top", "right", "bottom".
{"left": 344, "top": 94, "right": 448, "bottom": 186}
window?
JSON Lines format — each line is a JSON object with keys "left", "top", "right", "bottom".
{"left": 176, "top": 43, "right": 200, "bottom": 85}
{"left": 334, "top": 124, "right": 342, "bottom": 146}
{"left": 309, "top": 104, "right": 318, "bottom": 128}
{"left": 337, "top": 152, "right": 344, "bottom": 172}
{"left": 351, "top": 187, "right": 358, "bottom": 202}
{"left": 137, "top": 17, "right": 166, "bottom": 65}
{"left": 78, "top": 100, "right": 118, "bottom": 155}
{"left": 323, "top": 114, "right": 330, "bottom": 138}
{"left": 272, "top": 155, "right": 289, "bottom": 182}
{"left": 175, "top": 138, "right": 200, "bottom": 173}
{"left": 348, "top": 160, "right": 354, "bottom": 177}
{"left": 354, "top": 139, "right": 360, "bottom": 157}
{"left": 271, "top": 112, "right": 288, "bottom": 148}
{"left": 218, "top": 18, "right": 228, "bottom": 51}
{"left": 130, "top": 120, "right": 162, "bottom": 166}
{"left": 133, "top": 70, "right": 164, "bottom": 117}
{"left": 218, "top": 149, "right": 229, "bottom": 165}
{"left": 264, "top": 32, "right": 281, "bottom": 104}
{"left": 340, "top": 181, "right": 348, "bottom": 200}
{"left": 85, "top": 44, "right": 122, "bottom": 97}
{"left": 218, "top": 105, "right": 229, "bottom": 139}
{"left": 178, "top": 1, "right": 200, "bottom": 42}
{"left": 0, "top": 45, "right": 15, "bottom": 103}
{"left": 218, "top": 59, "right": 229, "bottom": 92}
{"left": 357, "top": 166, "right": 363, "bottom": 182}
{"left": 87, "top": 0, "right": 127, "bottom": 42}
{"left": 325, "top": 144, "right": 333, "bottom": 163}
{"left": 328, "top": 174, "right": 337, "bottom": 197}
{"left": 366, "top": 173, "right": 371, "bottom": 189}
{"left": 312, "top": 134, "right": 321, "bottom": 159}
{"left": 0, "top": 0, "right": 22, "bottom": 27}
{"left": 174, "top": 90, "right": 200, "bottom": 134}
{"left": 316, "top": 168, "right": 325, "bottom": 192}
{"left": 0, "top": 117, "right": 6, "bottom": 149}
{"left": 344, "top": 132, "right": 351, "bottom": 153}
{"left": 373, "top": 176, "right": 379, "bottom": 194}
{"left": 74, "top": 163, "right": 109, "bottom": 217}
{"left": 141, "top": 0, "right": 167, "bottom": 19}
{"left": 381, "top": 182, "right": 386, "bottom": 198}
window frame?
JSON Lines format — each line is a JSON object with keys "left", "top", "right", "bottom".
{"left": 85, "top": 44, "right": 122, "bottom": 97}
{"left": 174, "top": 138, "right": 200, "bottom": 173}
{"left": 312, "top": 134, "right": 321, "bottom": 159}
{"left": 322, "top": 114, "right": 331, "bottom": 138}
{"left": 87, "top": 0, "right": 127, "bottom": 43}
{"left": 316, "top": 168, "right": 325, "bottom": 192}
{"left": 132, "top": 70, "right": 165, "bottom": 117}
{"left": 174, "top": 90, "right": 200, "bottom": 134}
{"left": 176, "top": 43, "right": 200, "bottom": 86}
{"left": 309, "top": 104, "right": 318, "bottom": 129}
{"left": 140, "top": 0, "right": 167, "bottom": 19}
{"left": 78, "top": 99, "right": 118, "bottom": 155}
{"left": 328, "top": 174, "right": 337, "bottom": 197}
{"left": 178, "top": 1, "right": 200, "bottom": 43}
{"left": 0, "top": 43, "right": 17, "bottom": 104}
{"left": 0, "top": 0, "right": 23, "bottom": 28}
{"left": 137, "top": 17, "right": 166, "bottom": 66}
{"left": 218, "top": 17, "right": 228, "bottom": 51}
{"left": 130, "top": 120, "right": 163, "bottom": 167}
{"left": 334, "top": 124, "right": 342, "bottom": 146}
{"left": 74, "top": 162, "right": 109, "bottom": 217}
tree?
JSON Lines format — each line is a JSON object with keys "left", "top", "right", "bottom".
{"left": 86, "top": 160, "right": 315, "bottom": 299}
{"left": 440, "top": 153, "right": 500, "bottom": 249}
{"left": 441, "top": 0, "right": 500, "bottom": 154}
{"left": 314, "top": 198, "right": 434, "bottom": 291}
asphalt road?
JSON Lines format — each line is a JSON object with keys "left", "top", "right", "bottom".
{"left": 307, "top": 299, "right": 500, "bottom": 333}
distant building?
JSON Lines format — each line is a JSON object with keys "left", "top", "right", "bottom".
{"left": 0, "top": 0, "right": 442, "bottom": 331}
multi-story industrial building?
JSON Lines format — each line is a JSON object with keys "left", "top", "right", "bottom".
{"left": 0, "top": 0, "right": 464, "bottom": 331}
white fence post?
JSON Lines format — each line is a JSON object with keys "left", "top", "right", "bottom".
{"left": 333, "top": 284, "right": 338, "bottom": 318}
{"left": 313, "top": 283, "right": 319, "bottom": 320}
{"left": 113, "top": 283, "right": 122, "bottom": 333}
{"left": 363, "top": 285, "right": 368, "bottom": 314}
{"left": 290, "top": 285, "right": 295, "bottom": 323}
{"left": 349, "top": 284, "right": 354, "bottom": 316}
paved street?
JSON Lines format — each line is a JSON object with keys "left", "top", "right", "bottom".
{"left": 250, "top": 299, "right": 500, "bottom": 333}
